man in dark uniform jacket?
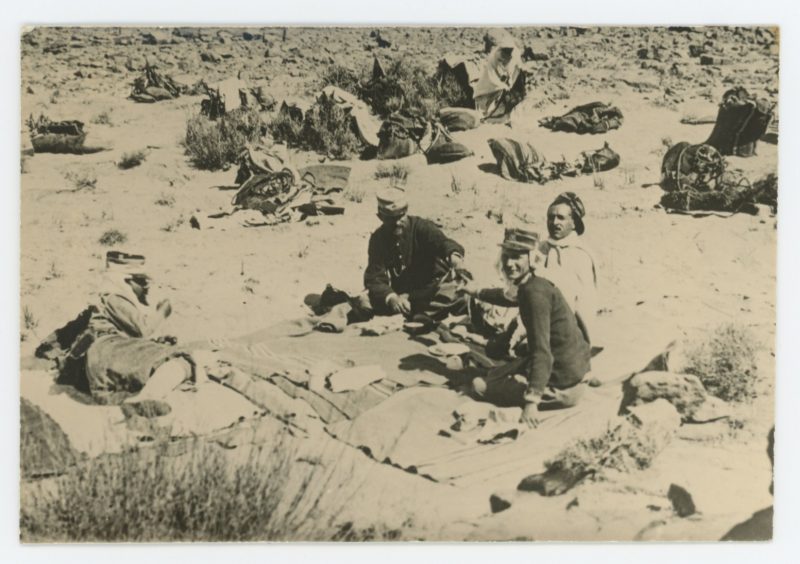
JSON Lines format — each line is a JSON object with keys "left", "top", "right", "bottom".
{"left": 461, "top": 227, "right": 591, "bottom": 427}
{"left": 364, "top": 187, "right": 468, "bottom": 320}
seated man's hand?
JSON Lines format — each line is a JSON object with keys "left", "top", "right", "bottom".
{"left": 387, "top": 293, "right": 411, "bottom": 316}
{"left": 459, "top": 279, "right": 480, "bottom": 297}
{"left": 520, "top": 400, "right": 540, "bottom": 429}
{"left": 449, "top": 252, "right": 464, "bottom": 270}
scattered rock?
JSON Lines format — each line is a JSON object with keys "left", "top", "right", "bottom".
{"left": 700, "top": 55, "right": 728, "bottom": 66}
{"left": 20, "top": 398, "right": 80, "bottom": 479}
{"left": 621, "top": 371, "right": 707, "bottom": 422}
{"left": 200, "top": 52, "right": 221, "bottom": 64}
{"left": 689, "top": 45, "right": 705, "bottom": 57}
{"left": 668, "top": 483, "right": 697, "bottom": 517}
{"left": 489, "top": 493, "right": 512, "bottom": 513}
{"left": 517, "top": 467, "right": 588, "bottom": 497}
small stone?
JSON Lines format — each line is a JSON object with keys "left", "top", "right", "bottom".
{"left": 668, "top": 483, "right": 696, "bottom": 517}
{"left": 489, "top": 493, "right": 512, "bottom": 513}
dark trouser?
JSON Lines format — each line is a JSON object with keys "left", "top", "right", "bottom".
{"left": 472, "top": 357, "right": 585, "bottom": 409}
{"left": 370, "top": 283, "right": 469, "bottom": 321}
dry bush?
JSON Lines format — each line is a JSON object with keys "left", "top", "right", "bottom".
{"left": 21, "top": 306, "right": 39, "bottom": 341}
{"left": 98, "top": 229, "right": 127, "bottom": 246}
{"left": 374, "top": 163, "right": 409, "bottom": 182}
{"left": 91, "top": 110, "right": 113, "bottom": 125}
{"left": 343, "top": 186, "right": 366, "bottom": 203}
{"left": 20, "top": 436, "right": 406, "bottom": 542}
{"left": 319, "top": 63, "right": 365, "bottom": 96}
{"left": 45, "top": 261, "right": 63, "bottom": 281}
{"left": 154, "top": 193, "right": 175, "bottom": 207}
{"left": 545, "top": 422, "right": 660, "bottom": 479}
{"left": 683, "top": 323, "right": 759, "bottom": 402}
{"left": 118, "top": 150, "right": 147, "bottom": 170}
{"left": 302, "top": 97, "right": 364, "bottom": 159}
{"left": 359, "top": 58, "right": 441, "bottom": 120}
{"left": 161, "top": 215, "right": 185, "bottom": 232}
{"left": 184, "top": 107, "right": 265, "bottom": 171}
{"left": 64, "top": 168, "right": 97, "bottom": 191}
{"left": 268, "top": 111, "right": 305, "bottom": 148}
{"left": 270, "top": 97, "right": 363, "bottom": 160}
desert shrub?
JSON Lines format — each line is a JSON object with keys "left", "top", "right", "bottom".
{"left": 343, "top": 185, "right": 366, "bottom": 203}
{"left": 154, "top": 193, "right": 175, "bottom": 207}
{"left": 302, "top": 97, "right": 364, "bottom": 159}
{"left": 184, "top": 107, "right": 265, "bottom": 170}
{"left": 118, "top": 150, "right": 147, "bottom": 170}
{"left": 359, "top": 58, "right": 440, "bottom": 120}
{"left": 545, "top": 423, "right": 660, "bottom": 479}
{"left": 64, "top": 168, "right": 97, "bottom": 191}
{"left": 20, "top": 436, "right": 405, "bottom": 542}
{"left": 98, "top": 229, "right": 127, "bottom": 246}
{"left": 683, "top": 323, "right": 759, "bottom": 402}
{"left": 374, "top": 163, "right": 409, "bottom": 182}
{"left": 268, "top": 111, "right": 305, "bottom": 148}
{"left": 91, "top": 110, "right": 113, "bottom": 125}
{"left": 319, "top": 63, "right": 364, "bottom": 96}
{"left": 270, "top": 97, "right": 363, "bottom": 160}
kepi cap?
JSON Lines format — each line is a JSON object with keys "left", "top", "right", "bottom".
{"left": 499, "top": 227, "right": 540, "bottom": 252}
{"left": 376, "top": 187, "right": 408, "bottom": 218}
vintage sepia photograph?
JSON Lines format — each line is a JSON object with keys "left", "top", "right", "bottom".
{"left": 17, "top": 18, "right": 780, "bottom": 545}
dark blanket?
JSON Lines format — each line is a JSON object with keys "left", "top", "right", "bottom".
{"left": 539, "top": 102, "right": 623, "bottom": 134}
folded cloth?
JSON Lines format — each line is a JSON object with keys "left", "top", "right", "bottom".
{"left": 314, "top": 302, "right": 352, "bottom": 333}
{"left": 355, "top": 314, "right": 405, "bottom": 336}
{"left": 328, "top": 365, "right": 386, "bottom": 392}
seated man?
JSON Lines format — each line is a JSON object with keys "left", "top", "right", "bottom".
{"left": 472, "top": 32, "right": 524, "bottom": 120}
{"left": 461, "top": 228, "right": 591, "bottom": 427}
{"left": 364, "top": 187, "right": 469, "bottom": 322}
{"left": 540, "top": 191, "right": 598, "bottom": 345}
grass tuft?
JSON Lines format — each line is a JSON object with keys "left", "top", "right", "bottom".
{"left": 98, "top": 229, "right": 127, "bottom": 247}
{"left": 118, "top": 150, "right": 147, "bottom": 170}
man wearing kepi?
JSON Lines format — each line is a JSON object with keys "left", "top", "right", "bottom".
{"left": 461, "top": 228, "right": 591, "bottom": 427}
{"left": 364, "top": 187, "right": 468, "bottom": 321}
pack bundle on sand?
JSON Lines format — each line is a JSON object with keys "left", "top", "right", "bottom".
{"left": 438, "top": 107, "right": 484, "bottom": 132}
{"left": 377, "top": 112, "right": 474, "bottom": 164}
{"left": 705, "top": 87, "right": 774, "bottom": 157}
{"left": 26, "top": 114, "right": 87, "bottom": 154}
{"left": 130, "top": 61, "right": 187, "bottom": 103}
{"left": 659, "top": 141, "right": 777, "bottom": 214}
{"left": 488, "top": 138, "right": 620, "bottom": 184}
{"left": 199, "top": 86, "right": 226, "bottom": 120}
{"left": 200, "top": 77, "right": 276, "bottom": 119}
{"left": 539, "top": 102, "right": 624, "bottom": 134}
{"left": 230, "top": 146, "right": 349, "bottom": 224}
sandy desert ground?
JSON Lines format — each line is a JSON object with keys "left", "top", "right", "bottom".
{"left": 18, "top": 25, "right": 779, "bottom": 541}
